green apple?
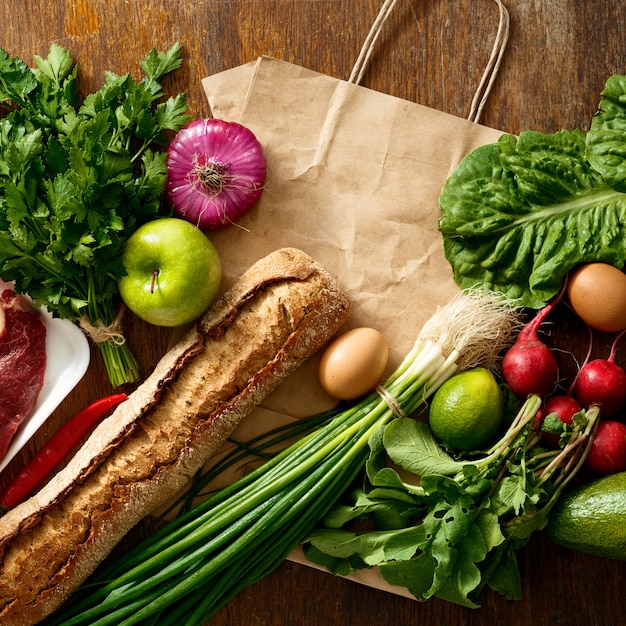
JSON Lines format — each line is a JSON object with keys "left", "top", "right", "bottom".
{"left": 119, "top": 217, "right": 222, "bottom": 327}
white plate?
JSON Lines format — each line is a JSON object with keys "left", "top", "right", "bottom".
{"left": 0, "top": 286, "right": 91, "bottom": 474}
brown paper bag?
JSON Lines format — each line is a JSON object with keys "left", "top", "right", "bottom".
{"left": 201, "top": 56, "right": 504, "bottom": 418}
{"left": 190, "top": 56, "right": 505, "bottom": 595}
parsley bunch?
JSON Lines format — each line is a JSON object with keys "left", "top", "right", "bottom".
{"left": 0, "top": 43, "right": 190, "bottom": 386}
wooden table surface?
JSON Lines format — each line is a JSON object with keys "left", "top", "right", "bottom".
{"left": 2, "top": 1, "right": 626, "bottom": 625}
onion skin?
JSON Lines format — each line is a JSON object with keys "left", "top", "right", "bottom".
{"left": 165, "top": 118, "right": 266, "bottom": 231}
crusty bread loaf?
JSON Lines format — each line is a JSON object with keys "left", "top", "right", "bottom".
{"left": 0, "top": 247, "right": 350, "bottom": 626}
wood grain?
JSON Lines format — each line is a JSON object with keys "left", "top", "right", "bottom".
{"left": 1, "top": 1, "right": 626, "bottom": 624}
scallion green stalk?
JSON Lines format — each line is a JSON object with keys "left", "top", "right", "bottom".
{"left": 46, "top": 290, "right": 522, "bottom": 626}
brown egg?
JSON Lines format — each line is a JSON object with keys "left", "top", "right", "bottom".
{"left": 567, "top": 262, "right": 626, "bottom": 332}
{"left": 318, "top": 327, "right": 389, "bottom": 400}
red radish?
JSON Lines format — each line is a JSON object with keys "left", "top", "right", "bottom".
{"left": 573, "top": 331, "right": 626, "bottom": 416}
{"left": 502, "top": 296, "right": 561, "bottom": 398}
{"left": 585, "top": 420, "right": 626, "bottom": 475}
{"left": 534, "top": 394, "right": 583, "bottom": 448}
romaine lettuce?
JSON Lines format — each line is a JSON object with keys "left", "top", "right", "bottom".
{"left": 439, "top": 75, "right": 626, "bottom": 309}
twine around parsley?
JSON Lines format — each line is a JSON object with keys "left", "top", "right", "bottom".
{"left": 79, "top": 305, "right": 127, "bottom": 346}
{"left": 349, "top": 0, "right": 510, "bottom": 124}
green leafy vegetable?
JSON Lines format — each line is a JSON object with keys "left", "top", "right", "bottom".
{"left": 439, "top": 74, "right": 626, "bottom": 309}
{"left": 0, "top": 43, "right": 189, "bottom": 385}
{"left": 305, "top": 398, "right": 599, "bottom": 608}
{"left": 45, "top": 289, "right": 522, "bottom": 625}
{"left": 587, "top": 75, "right": 626, "bottom": 192}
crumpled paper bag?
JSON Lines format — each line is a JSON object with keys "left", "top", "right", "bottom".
{"left": 181, "top": 56, "right": 505, "bottom": 595}
{"left": 201, "top": 56, "right": 504, "bottom": 421}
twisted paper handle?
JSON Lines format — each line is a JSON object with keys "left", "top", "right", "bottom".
{"left": 349, "top": 0, "right": 510, "bottom": 124}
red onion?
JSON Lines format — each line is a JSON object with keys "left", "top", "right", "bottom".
{"left": 165, "top": 118, "right": 266, "bottom": 231}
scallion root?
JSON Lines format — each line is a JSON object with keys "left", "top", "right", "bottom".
{"left": 417, "top": 288, "right": 524, "bottom": 372}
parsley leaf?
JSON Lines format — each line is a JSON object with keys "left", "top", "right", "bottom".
{"left": 0, "top": 43, "right": 190, "bottom": 385}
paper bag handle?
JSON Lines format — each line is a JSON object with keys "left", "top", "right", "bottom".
{"left": 349, "top": 0, "right": 510, "bottom": 124}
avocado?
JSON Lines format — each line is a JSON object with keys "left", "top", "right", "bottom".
{"left": 546, "top": 472, "right": 626, "bottom": 560}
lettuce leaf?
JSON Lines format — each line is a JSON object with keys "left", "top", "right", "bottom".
{"left": 439, "top": 75, "right": 626, "bottom": 309}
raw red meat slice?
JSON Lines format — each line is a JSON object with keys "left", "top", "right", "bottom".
{"left": 0, "top": 289, "right": 47, "bottom": 462}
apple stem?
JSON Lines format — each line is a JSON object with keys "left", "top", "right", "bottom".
{"left": 150, "top": 269, "right": 159, "bottom": 294}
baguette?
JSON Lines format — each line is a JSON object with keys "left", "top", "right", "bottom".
{"left": 0, "top": 247, "right": 350, "bottom": 625}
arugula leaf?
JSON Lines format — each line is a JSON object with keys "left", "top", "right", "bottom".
{"left": 383, "top": 418, "right": 467, "bottom": 476}
{"left": 306, "top": 396, "right": 598, "bottom": 609}
{"left": 302, "top": 544, "right": 366, "bottom": 578}
{"left": 312, "top": 525, "right": 432, "bottom": 568}
{"left": 429, "top": 521, "right": 488, "bottom": 608}
{"left": 480, "top": 543, "right": 523, "bottom": 600}
{"left": 439, "top": 74, "right": 626, "bottom": 309}
{"left": 372, "top": 487, "right": 495, "bottom": 605}
{"left": 378, "top": 553, "right": 438, "bottom": 600}
{"left": 365, "top": 422, "right": 423, "bottom": 497}
{"left": 307, "top": 457, "right": 504, "bottom": 606}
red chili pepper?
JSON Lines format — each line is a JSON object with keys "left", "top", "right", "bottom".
{"left": 0, "top": 393, "right": 127, "bottom": 508}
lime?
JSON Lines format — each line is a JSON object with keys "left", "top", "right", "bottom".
{"left": 428, "top": 367, "right": 504, "bottom": 451}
